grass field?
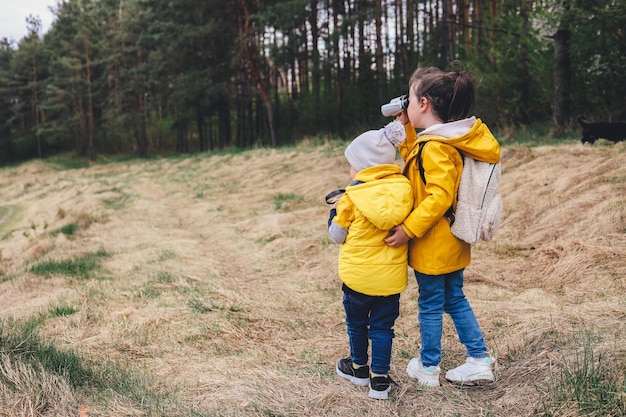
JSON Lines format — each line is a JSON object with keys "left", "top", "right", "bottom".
{"left": 0, "top": 139, "right": 625, "bottom": 416}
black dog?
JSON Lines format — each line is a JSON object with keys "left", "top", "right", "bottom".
{"left": 577, "top": 115, "right": 626, "bottom": 144}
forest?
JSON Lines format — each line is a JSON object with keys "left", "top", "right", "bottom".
{"left": 0, "top": 0, "right": 625, "bottom": 163}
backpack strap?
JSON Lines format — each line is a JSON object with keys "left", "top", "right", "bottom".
{"left": 416, "top": 142, "right": 428, "bottom": 184}
{"left": 417, "top": 141, "right": 458, "bottom": 225}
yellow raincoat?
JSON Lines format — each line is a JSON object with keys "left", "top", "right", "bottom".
{"left": 399, "top": 117, "right": 500, "bottom": 275}
{"left": 333, "top": 164, "right": 413, "bottom": 296}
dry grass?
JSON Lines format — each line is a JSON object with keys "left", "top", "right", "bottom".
{"left": 0, "top": 353, "right": 78, "bottom": 416}
{"left": 0, "top": 140, "right": 625, "bottom": 416}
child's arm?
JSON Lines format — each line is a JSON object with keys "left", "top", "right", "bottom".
{"left": 327, "top": 196, "right": 353, "bottom": 244}
{"left": 328, "top": 208, "right": 348, "bottom": 244}
{"left": 398, "top": 116, "right": 417, "bottom": 160}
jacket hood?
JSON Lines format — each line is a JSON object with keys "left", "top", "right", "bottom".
{"left": 346, "top": 164, "right": 412, "bottom": 231}
{"left": 417, "top": 117, "right": 500, "bottom": 163}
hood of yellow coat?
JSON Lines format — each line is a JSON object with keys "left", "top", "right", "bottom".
{"left": 417, "top": 117, "right": 500, "bottom": 163}
{"left": 345, "top": 164, "right": 413, "bottom": 231}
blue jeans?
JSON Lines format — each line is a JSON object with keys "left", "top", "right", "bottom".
{"left": 415, "top": 269, "right": 488, "bottom": 367}
{"left": 342, "top": 284, "right": 400, "bottom": 376}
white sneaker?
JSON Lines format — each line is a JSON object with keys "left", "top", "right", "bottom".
{"left": 406, "top": 357, "right": 441, "bottom": 387}
{"left": 445, "top": 357, "right": 495, "bottom": 386}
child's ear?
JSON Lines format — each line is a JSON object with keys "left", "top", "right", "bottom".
{"left": 419, "top": 97, "right": 431, "bottom": 113}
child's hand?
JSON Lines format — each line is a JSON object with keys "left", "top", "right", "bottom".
{"left": 384, "top": 225, "right": 409, "bottom": 247}
{"left": 396, "top": 111, "right": 409, "bottom": 125}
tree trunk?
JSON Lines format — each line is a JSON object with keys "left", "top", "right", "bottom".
{"left": 218, "top": 96, "right": 231, "bottom": 149}
{"left": 404, "top": 0, "right": 415, "bottom": 73}
{"left": 461, "top": 0, "right": 470, "bottom": 46}
{"left": 357, "top": 0, "right": 367, "bottom": 84}
{"left": 238, "top": 0, "right": 276, "bottom": 146}
{"left": 310, "top": 0, "right": 320, "bottom": 127}
{"left": 517, "top": 0, "right": 531, "bottom": 124}
{"left": 553, "top": 27, "right": 571, "bottom": 133}
{"left": 489, "top": 0, "right": 498, "bottom": 47}
{"left": 373, "top": 0, "right": 385, "bottom": 104}
{"left": 136, "top": 93, "right": 148, "bottom": 157}
{"left": 174, "top": 116, "right": 188, "bottom": 153}
{"left": 438, "top": 0, "right": 450, "bottom": 69}
{"left": 474, "top": 0, "right": 483, "bottom": 47}
{"left": 31, "top": 50, "right": 41, "bottom": 159}
{"left": 197, "top": 106, "right": 206, "bottom": 152}
{"left": 74, "top": 67, "right": 88, "bottom": 157}
{"left": 85, "top": 46, "right": 97, "bottom": 161}
{"left": 333, "top": 0, "right": 344, "bottom": 136}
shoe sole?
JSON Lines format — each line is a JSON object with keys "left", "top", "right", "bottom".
{"left": 336, "top": 365, "right": 369, "bottom": 387}
{"left": 445, "top": 377, "right": 494, "bottom": 387}
{"left": 368, "top": 387, "right": 390, "bottom": 400}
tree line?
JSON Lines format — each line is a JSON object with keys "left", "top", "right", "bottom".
{"left": 0, "top": 0, "right": 624, "bottom": 163}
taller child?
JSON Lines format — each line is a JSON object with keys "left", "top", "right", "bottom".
{"left": 384, "top": 64, "right": 500, "bottom": 387}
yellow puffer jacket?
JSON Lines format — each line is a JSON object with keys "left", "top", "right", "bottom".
{"left": 399, "top": 117, "right": 500, "bottom": 275}
{"left": 333, "top": 164, "right": 413, "bottom": 296}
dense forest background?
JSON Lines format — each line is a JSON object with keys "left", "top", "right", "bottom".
{"left": 0, "top": 0, "right": 625, "bottom": 163}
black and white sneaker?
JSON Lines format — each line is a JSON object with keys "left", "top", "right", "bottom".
{"left": 336, "top": 358, "right": 369, "bottom": 387}
{"left": 368, "top": 375, "right": 395, "bottom": 400}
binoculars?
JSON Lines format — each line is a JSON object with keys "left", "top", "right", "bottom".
{"left": 380, "top": 94, "right": 409, "bottom": 117}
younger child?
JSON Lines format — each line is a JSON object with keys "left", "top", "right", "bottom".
{"left": 328, "top": 121, "right": 413, "bottom": 400}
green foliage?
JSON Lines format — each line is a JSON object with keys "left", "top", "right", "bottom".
{"left": 188, "top": 297, "right": 214, "bottom": 313}
{"left": 48, "top": 302, "right": 78, "bottom": 317}
{"left": 495, "top": 123, "right": 580, "bottom": 146}
{"left": 540, "top": 339, "right": 626, "bottom": 416}
{"left": 463, "top": 2, "right": 555, "bottom": 127}
{"left": 29, "top": 249, "right": 110, "bottom": 278}
{"left": 560, "top": 1, "right": 626, "bottom": 121}
{"left": 188, "top": 297, "right": 242, "bottom": 314}
{"left": 101, "top": 193, "right": 130, "bottom": 210}
{"left": 1, "top": 0, "right": 625, "bottom": 163}
{"left": 0, "top": 317, "right": 209, "bottom": 415}
{"left": 0, "top": 317, "right": 93, "bottom": 388}
{"left": 45, "top": 154, "right": 92, "bottom": 169}
{"left": 273, "top": 193, "right": 304, "bottom": 210}
{"left": 136, "top": 284, "right": 161, "bottom": 300}
{"left": 51, "top": 223, "right": 79, "bottom": 237}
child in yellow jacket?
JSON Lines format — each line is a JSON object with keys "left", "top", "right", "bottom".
{"left": 385, "top": 64, "right": 499, "bottom": 387}
{"left": 328, "top": 121, "right": 413, "bottom": 400}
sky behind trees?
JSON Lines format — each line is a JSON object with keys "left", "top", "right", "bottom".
{"left": 0, "top": 0, "right": 56, "bottom": 41}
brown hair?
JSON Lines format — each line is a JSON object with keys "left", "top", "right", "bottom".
{"left": 409, "top": 61, "right": 474, "bottom": 122}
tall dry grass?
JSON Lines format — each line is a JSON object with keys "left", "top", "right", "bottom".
{"left": 0, "top": 141, "right": 625, "bottom": 416}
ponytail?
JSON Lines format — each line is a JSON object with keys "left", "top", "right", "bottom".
{"left": 448, "top": 65, "right": 474, "bottom": 121}
{"left": 410, "top": 61, "right": 475, "bottom": 122}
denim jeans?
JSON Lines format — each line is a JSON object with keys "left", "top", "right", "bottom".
{"left": 342, "top": 284, "right": 400, "bottom": 376}
{"left": 415, "top": 269, "right": 488, "bottom": 367}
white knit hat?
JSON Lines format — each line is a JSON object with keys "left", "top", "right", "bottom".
{"left": 344, "top": 121, "right": 406, "bottom": 172}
